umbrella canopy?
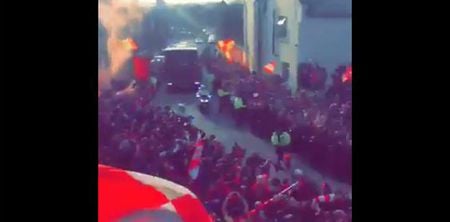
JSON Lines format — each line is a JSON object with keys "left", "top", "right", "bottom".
{"left": 99, "top": 164, "right": 211, "bottom": 222}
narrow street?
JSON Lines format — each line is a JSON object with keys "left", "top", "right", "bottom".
{"left": 98, "top": 1, "right": 353, "bottom": 220}
{"left": 151, "top": 73, "right": 351, "bottom": 194}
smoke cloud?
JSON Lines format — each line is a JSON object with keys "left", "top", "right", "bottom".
{"left": 98, "top": 67, "right": 111, "bottom": 92}
{"left": 98, "top": 0, "right": 146, "bottom": 87}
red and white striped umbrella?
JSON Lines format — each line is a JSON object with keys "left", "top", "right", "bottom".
{"left": 99, "top": 164, "right": 211, "bottom": 222}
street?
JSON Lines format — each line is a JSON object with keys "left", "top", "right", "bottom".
{"left": 98, "top": 1, "right": 353, "bottom": 220}
{"left": 150, "top": 51, "right": 351, "bottom": 193}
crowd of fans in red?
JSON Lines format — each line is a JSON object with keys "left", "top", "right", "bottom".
{"left": 210, "top": 61, "right": 352, "bottom": 184}
{"left": 99, "top": 60, "right": 352, "bottom": 222}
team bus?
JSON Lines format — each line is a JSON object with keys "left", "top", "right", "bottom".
{"left": 161, "top": 46, "right": 202, "bottom": 92}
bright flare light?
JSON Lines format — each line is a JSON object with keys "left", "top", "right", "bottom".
{"left": 122, "top": 38, "right": 139, "bottom": 51}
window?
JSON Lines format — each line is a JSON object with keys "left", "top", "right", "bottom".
{"left": 276, "top": 16, "right": 288, "bottom": 38}
{"left": 164, "top": 50, "right": 198, "bottom": 66}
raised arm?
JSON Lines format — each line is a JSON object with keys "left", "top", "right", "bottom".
{"left": 222, "top": 191, "right": 237, "bottom": 219}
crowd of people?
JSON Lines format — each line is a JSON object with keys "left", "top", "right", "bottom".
{"left": 209, "top": 59, "right": 352, "bottom": 184}
{"left": 98, "top": 51, "right": 352, "bottom": 221}
{"left": 98, "top": 74, "right": 352, "bottom": 221}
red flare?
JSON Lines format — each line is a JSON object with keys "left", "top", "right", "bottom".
{"left": 263, "top": 61, "right": 276, "bottom": 74}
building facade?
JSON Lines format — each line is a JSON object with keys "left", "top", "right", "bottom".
{"left": 243, "top": 0, "right": 302, "bottom": 93}
{"left": 298, "top": 1, "right": 352, "bottom": 76}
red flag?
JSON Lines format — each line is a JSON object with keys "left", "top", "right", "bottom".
{"left": 133, "top": 56, "right": 150, "bottom": 81}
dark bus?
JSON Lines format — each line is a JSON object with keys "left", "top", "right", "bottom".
{"left": 162, "top": 47, "right": 202, "bottom": 91}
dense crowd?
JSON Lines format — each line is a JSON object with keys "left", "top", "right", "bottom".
{"left": 209, "top": 60, "right": 352, "bottom": 183}
{"left": 98, "top": 62, "right": 352, "bottom": 222}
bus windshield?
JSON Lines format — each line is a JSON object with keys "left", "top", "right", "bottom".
{"left": 164, "top": 50, "right": 198, "bottom": 66}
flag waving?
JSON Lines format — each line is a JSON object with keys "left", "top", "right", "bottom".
{"left": 188, "top": 139, "right": 205, "bottom": 180}
{"left": 133, "top": 56, "right": 150, "bottom": 81}
{"left": 99, "top": 164, "right": 211, "bottom": 222}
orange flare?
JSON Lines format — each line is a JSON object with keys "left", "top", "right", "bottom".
{"left": 263, "top": 61, "right": 276, "bottom": 74}
{"left": 122, "top": 38, "right": 138, "bottom": 51}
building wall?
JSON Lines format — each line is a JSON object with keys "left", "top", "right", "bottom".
{"left": 298, "top": 12, "right": 352, "bottom": 74}
{"left": 259, "top": 0, "right": 274, "bottom": 74}
{"left": 243, "top": 0, "right": 257, "bottom": 72}
{"left": 244, "top": 0, "right": 351, "bottom": 91}
{"left": 244, "top": 0, "right": 301, "bottom": 93}
{"left": 275, "top": 0, "right": 301, "bottom": 93}
{"left": 302, "top": 0, "right": 351, "bottom": 17}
